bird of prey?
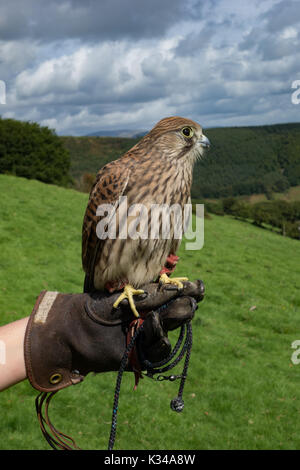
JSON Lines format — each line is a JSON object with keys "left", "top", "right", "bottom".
{"left": 82, "top": 116, "right": 210, "bottom": 317}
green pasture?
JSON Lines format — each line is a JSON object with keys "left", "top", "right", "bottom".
{"left": 0, "top": 174, "right": 299, "bottom": 450}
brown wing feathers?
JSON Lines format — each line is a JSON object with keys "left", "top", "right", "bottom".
{"left": 82, "top": 161, "right": 130, "bottom": 291}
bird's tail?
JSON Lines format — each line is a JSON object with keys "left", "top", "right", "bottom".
{"left": 83, "top": 273, "right": 94, "bottom": 293}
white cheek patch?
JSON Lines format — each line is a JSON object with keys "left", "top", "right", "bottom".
{"left": 34, "top": 291, "right": 59, "bottom": 324}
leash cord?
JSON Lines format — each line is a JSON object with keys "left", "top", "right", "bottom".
{"left": 108, "top": 320, "right": 193, "bottom": 450}
{"left": 108, "top": 322, "right": 145, "bottom": 450}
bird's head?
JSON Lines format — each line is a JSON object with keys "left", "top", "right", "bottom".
{"left": 147, "top": 116, "right": 210, "bottom": 164}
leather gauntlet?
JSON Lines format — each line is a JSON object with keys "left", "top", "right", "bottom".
{"left": 24, "top": 280, "right": 204, "bottom": 393}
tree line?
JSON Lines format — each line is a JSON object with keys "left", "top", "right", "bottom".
{"left": 199, "top": 197, "right": 300, "bottom": 240}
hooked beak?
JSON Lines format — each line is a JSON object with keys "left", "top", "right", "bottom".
{"left": 199, "top": 134, "right": 210, "bottom": 149}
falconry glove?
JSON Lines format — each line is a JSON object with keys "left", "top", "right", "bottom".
{"left": 24, "top": 280, "right": 204, "bottom": 393}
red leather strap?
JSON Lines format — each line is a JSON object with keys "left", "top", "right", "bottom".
{"left": 126, "top": 318, "right": 144, "bottom": 390}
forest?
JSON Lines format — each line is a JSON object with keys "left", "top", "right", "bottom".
{"left": 193, "top": 123, "right": 300, "bottom": 199}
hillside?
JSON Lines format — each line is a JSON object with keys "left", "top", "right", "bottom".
{"left": 1, "top": 174, "right": 300, "bottom": 450}
{"left": 200, "top": 123, "right": 300, "bottom": 198}
{"left": 60, "top": 122, "right": 300, "bottom": 199}
{"left": 60, "top": 135, "right": 139, "bottom": 182}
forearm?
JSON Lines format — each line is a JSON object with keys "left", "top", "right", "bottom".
{"left": 0, "top": 317, "right": 28, "bottom": 391}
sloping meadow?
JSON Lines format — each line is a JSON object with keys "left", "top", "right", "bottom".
{"left": 0, "top": 174, "right": 299, "bottom": 450}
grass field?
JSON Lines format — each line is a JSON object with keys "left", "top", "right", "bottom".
{"left": 0, "top": 174, "right": 300, "bottom": 450}
{"left": 246, "top": 186, "right": 300, "bottom": 204}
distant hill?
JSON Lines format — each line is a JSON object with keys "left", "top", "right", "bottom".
{"left": 86, "top": 129, "right": 146, "bottom": 138}
{"left": 60, "top": 135, "right": 140, "bottom": 183}
{"left": 196, "top": 122, "right": 300, "bottom": 199}
{"left": 60, "top": 122, "right": 300, "bottom": 199}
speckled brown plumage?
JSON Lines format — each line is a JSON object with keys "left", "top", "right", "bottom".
{"left": 82, "top": 116, "right": 209, "bottom": 293}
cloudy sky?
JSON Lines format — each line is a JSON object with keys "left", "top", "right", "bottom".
{"left": 0, "top": 0, "right": 300, "bottom": 135}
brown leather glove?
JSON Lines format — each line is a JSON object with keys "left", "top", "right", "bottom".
{"left": 24, "top": 280, "right": 204, "bottom": 393}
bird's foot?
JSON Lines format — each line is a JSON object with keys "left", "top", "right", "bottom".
{"left": 113, "top": 284, "right": 144, "bottom": 318}
{"left": 159, "top": 273, "right": 188, "bottom": 290}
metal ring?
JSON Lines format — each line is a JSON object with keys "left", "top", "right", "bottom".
{"left": 49, "top": 373, "right": 62, "bottom": 384}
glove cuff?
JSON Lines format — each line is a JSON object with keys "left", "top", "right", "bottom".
{"left": 24, "top": 291, "right": 85, "bottom": 392}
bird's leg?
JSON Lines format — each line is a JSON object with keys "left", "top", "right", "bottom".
{"left": 113, "top": 284, "right": 144, "bottom": 318}
{"left": 158, "top": 254, "right": 188, "bottom": 290}
{"left": 159, "top": 273, "right": 188, "bottom": 290}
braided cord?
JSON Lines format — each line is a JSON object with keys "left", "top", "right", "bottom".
{"left": 170, "top": 322, "right": 193, "bottom": 412}
{"left": 108, "top": 320, "right": 193, "bottom": 450}
{"left": 140, "top": 324, "right": 186, "bottom": 370}
{"left": 108, "top": 322, "right": 145, "bottom": 450}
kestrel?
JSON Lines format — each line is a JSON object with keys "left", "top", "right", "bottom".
{"left": 82, "top": 116, "right": 210, "bottom": 316}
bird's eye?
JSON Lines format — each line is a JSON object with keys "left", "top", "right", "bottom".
{"left": 181, "top": 126, "right": 194, "bottom": 138}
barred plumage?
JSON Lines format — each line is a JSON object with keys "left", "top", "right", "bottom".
{"left": 82, "top": 116, "right": 209, "bottom": 293}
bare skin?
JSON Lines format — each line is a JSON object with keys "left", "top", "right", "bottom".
{"left": 0, "top": 317, "right": 28, "bottom": 391}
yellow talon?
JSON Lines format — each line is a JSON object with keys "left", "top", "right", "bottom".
{"left": 113, "top": 284, "right": 144, "bottom": 318}
{"left": 159, "top": 273, "right": 188, "bottom": 290}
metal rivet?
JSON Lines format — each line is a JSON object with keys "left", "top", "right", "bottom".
{"left": 49, "top": 373, "right": 62, "bottom": 384}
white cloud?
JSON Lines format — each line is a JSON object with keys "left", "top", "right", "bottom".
{"left": 280, "top": 26, "right": 298, "bottom": 39}
{"left": 0, "top": 0, "right": 299, "bottom": 134}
